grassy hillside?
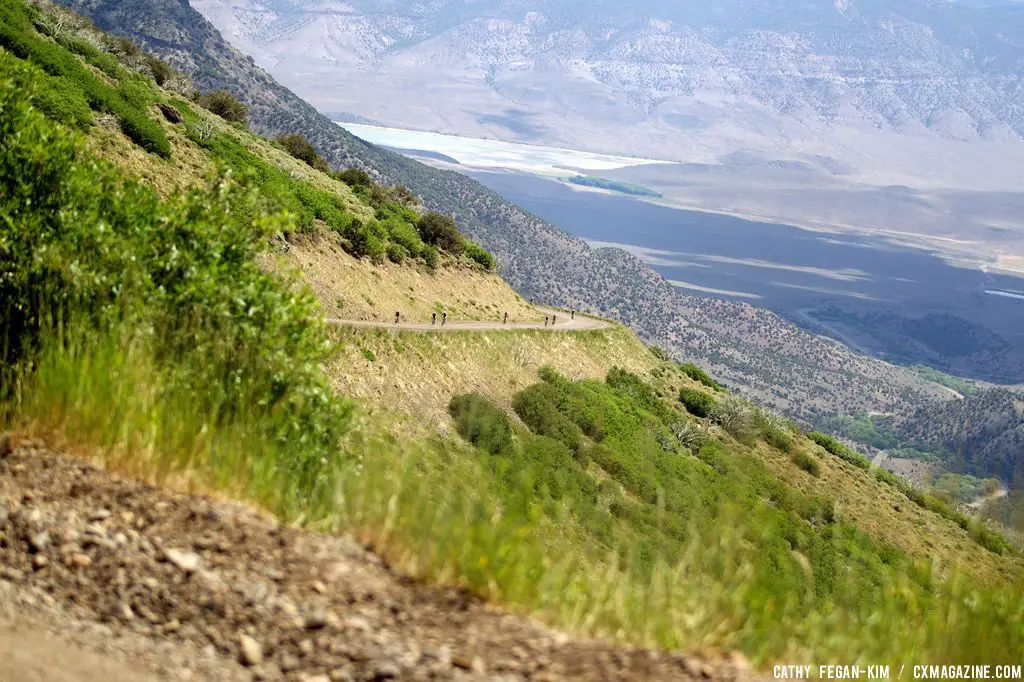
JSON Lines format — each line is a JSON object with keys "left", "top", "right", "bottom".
{"left": 265, "top": 227, "right": 541, "bottom": 324}
{"left": 2, "top": 0, "right": 1023, "bottom": 668}
{"left": 52, "top": 0, "right": 957, "bottom": 428}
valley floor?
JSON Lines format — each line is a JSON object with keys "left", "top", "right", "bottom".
{"left": 0, "top": 438, "right": 755, "bottom": 682}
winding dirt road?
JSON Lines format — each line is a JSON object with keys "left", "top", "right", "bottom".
{"left": 325, "top": 309, "right": 612, "bottom": 333}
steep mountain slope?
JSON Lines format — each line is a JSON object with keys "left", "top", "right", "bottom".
{"left": 189, "top": 0, "right": 1024, "bottom": 188}
{"left": 888, "top": 387, "right": 1024, "bottom": 485}
{"left": 55, "top": 0, "right": 952, "bottom": 425}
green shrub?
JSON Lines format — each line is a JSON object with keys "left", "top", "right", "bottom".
{"left": 386, "top": 242, "right": 408, "bottom": 264}
{"left": 679, "top": 387, "right": 716, "bottom": 418}
{"left": 197, "top": 89, "right": 247, "bottom": 124}
{"left": 513, "top": 383, "right": 583, "bottom": 455}
{"left": 333, "top": 167, "right": 372, "bottom": 187}
{"left": 116, "top": 78, "right": 152, "bottom": 111}
{"left": 276, "top": 133, "right": 330, "bottom": 173}
{"left": 422, "top": 245, "right": 439, "bottom": 269}
{"left": 143, "top": 54, "right": 172, "bottom": 86}
{"left": 449, "top": 394, "right": 514, "bottom": 457}
{"left": 384, "top": 220, "right": 423, "bottom": 258}
{"left": 808, "top": 432, "right": 870, "bottom": 470}
{"left": 34, "top": 73, "right": 92, "bottom": 128}
{"left": 1, "top": 53, "right": 91, "bottom": 129}
{"left": 59, "top": 34, "right": 120, "bottom": 78}
{"left": 648, "top": 345, "right": 672, "bottom": 362}
{"left": 971, "top": 523, "right": 1009, "bottom": 555}
{"left": 680, "top": 362, "right": 721, "bottom": 390}
{"left": 417, "top": 211, "right": 463, "bottom": 254}
{"left": 347, "top": 221, "right": 386, "bottom": 263}
{"left": 755, "top": 410, "right": 794, "bottom": 452}
{"left": 108, "top": 97, "right": 170, "bottom": 157}
{"left": 464, "top": 241, "right": 496, "bottom": 271}
{"left": 792, "top": 450, "right": 821, "bottom": 477}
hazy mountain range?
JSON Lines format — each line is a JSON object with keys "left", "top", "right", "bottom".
{"left": 193, "top": 0, "right": 1024, "bottom": 189}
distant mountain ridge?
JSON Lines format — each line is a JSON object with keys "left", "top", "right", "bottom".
{"left": 55, "top": 0, "right": 951, "bottom": 424}
{"left": 188, "top": 0, "right": 1024, "bottom": 187}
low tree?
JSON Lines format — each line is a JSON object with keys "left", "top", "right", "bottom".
{"left": 276, "top": 133, "right": 330, "bottom": 173}
{"left": 416, "top": 211, "right": 463, "bottom": 254}
{"left": 196, "top": 89, "right": 248, "bottom": 124}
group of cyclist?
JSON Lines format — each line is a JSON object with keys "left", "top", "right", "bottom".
{"left": 390, "top": 308, "right": 577, "bottom": 327}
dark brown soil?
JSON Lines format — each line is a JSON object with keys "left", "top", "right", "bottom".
{"left": 0, "top": 436, "right": 757, "bottom": 682}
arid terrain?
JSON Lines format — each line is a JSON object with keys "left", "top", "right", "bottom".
{"left": 0, "top": 437, "right": 755, "bottom": 682}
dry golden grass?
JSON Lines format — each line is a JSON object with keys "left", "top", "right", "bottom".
{"left": 269, "top": 227, "right": 543, "bottom": 324}
{"left": 330, "top": 324, "right": 658, "bottom": 432}
{"left": 84, "top": 104, "right": 213, "bottom": 199}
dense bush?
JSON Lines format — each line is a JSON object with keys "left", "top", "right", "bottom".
{"left": 277, "top": 132, "right": 330, "bottom": 173}
{"left": 680, "top": 362, "right": 721, "bottom": 390}
{"left": 422, "top": 245, "right": 439, "bottom": 269}
{"left": 449, "top": 394, "right": 514, "bottom": 457}
{"left": 417, "top": 211, "right": 463, "bottom": 254}
{"left": 197, "top": 89, "right": 247, "bottom": 124}
{"left": 347, "top": 220, "right": 387, "bottom": 263}
{"left": 464, "top": 241, "right": 496, "bottom": 271}
{"left": 333, "top": 167, "right": 372, "bottom": 187}
{"left": 386, "top": 242, "right": 408, "bottom": 264}
{"left": 385, "top": 220, "right": 424, "bottom": 258}
{"left": 143, "top": 54, "right": 172, "bottom": 86}
{"left": 808, "top": 432, "right": 871, "bottom": 470}
{"left": 512, "top": 383, "right": 584, "bottom": 455}
{"left": 679, "top": 387, "right": 716, "bottom": 418}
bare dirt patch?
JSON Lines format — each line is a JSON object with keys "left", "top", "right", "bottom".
{"left": 0, "top": 438, "right": 756, "bottom": 682}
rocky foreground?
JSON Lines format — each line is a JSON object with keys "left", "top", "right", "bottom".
{"left": 0, "top": 436, "right": 756, "bottom": 682}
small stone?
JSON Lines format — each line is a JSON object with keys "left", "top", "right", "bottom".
{"left": 329, "top": 670, "right": 353, "bottom": 682}
{"left": 89, "top": 509, "right": 112, "bottom": 522}
{"left": 164, "top": 548, "right": 201, "bottom": 574}
{"left": 280, "top": 654, "right": 301, "bottom": 672}
{"left": 372, "top": 661, "right": 401, "bottom": 680}
{"left": 2, "top": 566, "right": 24, "bottom": 582}
{"left": 345, "top": 616, "right": 371, "bottom": 632}
{"left": 29, "top": 531, "right": 50, "bottom": 552}
{"left": 684, "top": 659, "right": 704, "bottom": 678}
{"left": 305, "top": 608, "right": 328, "bottom": 630}
{"left": 303, "top": 676, "right": 331, "bottom": 682}
{"left": 311, "top": 580, "right": 327, "bottom": 594}
{"left": 69, "top": 553, "right": 91, "bottom": 569}
{"left": 239, "top": 634, "right": 263, "bottom": 666}
{"left": 0, "top": 503, "right": 9, "bottom": 527}
{"left": 32, "top": 554, "right": 48, "bottom": 570}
